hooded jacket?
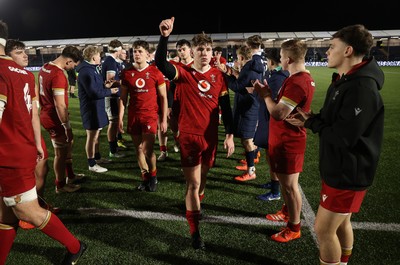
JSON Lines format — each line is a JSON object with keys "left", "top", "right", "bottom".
{"left": 76, "top": 60, "right": 113, "bottom": 130}
{"left": 226, "top": 53, "right": 264, "bottom": 137}
{"left": 305, "top": 57, "right": 384, "bottom": 190}
{"left": 254, "top": 66, "right": 289, "bottom": 148}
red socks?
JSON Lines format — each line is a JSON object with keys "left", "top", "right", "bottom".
{"left": 186, "top": 210, "right": 201, "bottom": 235}
{"left": 0, "top": 224, "right": 17, "bottom": 265}
{"left": 55, "top": 179, "right": 67, "bottom": 189}
{"left": 287, "top": 221, "right": 301, "bottom": 232}
{"left": 39, "top": 212, "right": 80, "bottom": 254}
{"left": 341, "top": 247, "right": 352, "bottom": 264}
{"left": 199, "top": 193, "right": 205, "bottom": 202}
{"left": 66, "top": 163, "right": 74, "bottom": 178}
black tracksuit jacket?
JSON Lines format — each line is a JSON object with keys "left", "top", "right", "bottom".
{"left": 305, "top": 57, "right": 384, "bottom": 190}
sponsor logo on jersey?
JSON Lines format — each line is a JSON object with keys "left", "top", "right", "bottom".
{"left": 135, "top": 78, "right": 145, "bottom": 88}
{"left": 8, "top": 66, "right": 28, "bottom": 75}
{"left": 198, "top": 80, "right": 211, "bottom": 92}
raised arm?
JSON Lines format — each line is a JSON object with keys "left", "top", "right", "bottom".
{"left": 155, "top": 17, "right": 177, "bottom": 81}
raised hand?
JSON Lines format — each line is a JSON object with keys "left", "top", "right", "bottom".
{"left": 159, "top": 17, "right": 175, "bottom": 37}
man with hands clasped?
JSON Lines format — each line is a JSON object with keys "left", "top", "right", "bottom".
{"left": 285, "top": 24, "right": 384, "bottom": 265}
{"left": 253, "top": 39, "right": 315, "bottom": 243}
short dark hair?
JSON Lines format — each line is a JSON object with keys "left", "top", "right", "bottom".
{"left": 133, "top": 40, "right": 150, "bottom": 52}
{"left": 5, "top": 39, "right": 25, "bottom": 55}
{"left": 61, "top": 46, "right": 83, "bottom": 63}
{"left": 213, "top": 46, "right": 223, "bottom": 53}
{"left": 264, "top": 48, "right": 281, "bottom": 64}
{"left": 176, "top": 39, "right": 191, "bottom": 48}
{"left": 108, "top": 39, "right": 123, "bottom": 52}
{"left": 332, "top": 24, "right": 373, "bottom": 57}
{"left": 168, "top": 50, "right": 178, "bottom": 58}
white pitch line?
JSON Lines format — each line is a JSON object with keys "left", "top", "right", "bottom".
{"left": 78, "top": 198, "right": 400, "bottom": 234}
{"left": 78, "top": 208, "right": 286, "bottom": 227}
{"left": 298, "top": 184, "right": 318, "bottom": 246}
{"left": 352, "top": 222, "right": 400, "bottom": 231}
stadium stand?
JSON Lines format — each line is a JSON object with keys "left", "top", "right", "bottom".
{"left": 21, "top": 29, "right": 400, "bottom": 67}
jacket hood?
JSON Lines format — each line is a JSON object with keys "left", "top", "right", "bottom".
{"left": 248, "top": 54, "right": 265, "bottom": 75}
{"left": 340, "top": 57, "right": 384, "bottom": 91}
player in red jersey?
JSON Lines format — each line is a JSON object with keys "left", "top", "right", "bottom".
{"left": 119, "top": 40, "right": 168, "bottom": 192}
{"left": 254, "top": 39, "right": 315, "bottom": 243}
{"left": 156, "top": 17, "right": 235, "bottom": 250}
{"left": 210, "top": 46, "right": 227, "bottom": 69}
{"left": 5, "top": 39, "right": 60, "bottom": 221}
{"left": 156, "top": 50, "right": 180, "bottom": 162}
{"left": 38, "top": 45, "right": 85, "bottom": 194}
{"left": 210, "top": 46, "right": 227, "bottom": 125}
{"left": 169, "top": 39, "right": 194, "bottom": 154}
{"left": 158, "top": 41, "right": 194, "bottom": 160}
{"left": 0, "top": 20, "right": 86, "bottom": 264}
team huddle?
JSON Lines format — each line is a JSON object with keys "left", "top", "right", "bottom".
{"left": 0, "top": 16, "right": 384, "bottom": 265}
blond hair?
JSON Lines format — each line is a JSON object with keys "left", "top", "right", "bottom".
{"left": 83, "top": 45, "right": 100, "bottom": 61}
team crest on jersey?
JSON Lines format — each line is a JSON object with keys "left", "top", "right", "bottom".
{"left": 198, "top": 80, "right": 211, "bottom": 92}
{"left": 210, "top": 74, "right": 216, "bottom": 83}
{"left": 135, "top": 78, "right": 146, "bottom": 88}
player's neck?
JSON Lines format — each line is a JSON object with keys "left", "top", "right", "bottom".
{"left": 50, "top": 57, "right": 65, "bottom": 69}
{"left": 181, "top": 58, "right": 193, "bottom": 65}
{"left": 289, "top": 63, "right": 307, "bottom": 76}
{"left": 134, "top": 61, "right": 149, "bottom": 70}
{"left": 192, "top": 62, "right": 210, "bottom": 73}
{"left": 110, "top": 52, "right": 119, "bottom": 59}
